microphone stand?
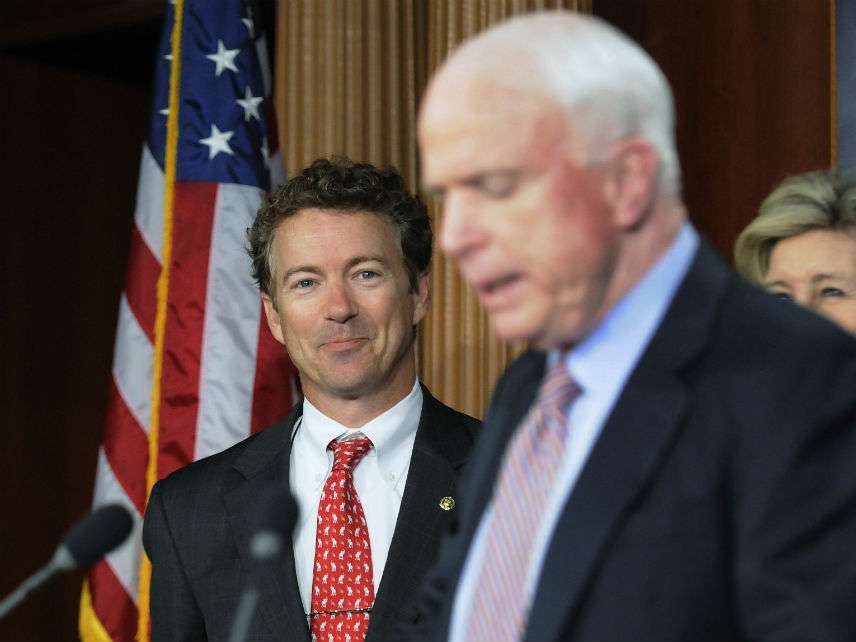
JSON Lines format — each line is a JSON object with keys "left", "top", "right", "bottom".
{"left": 228, "top": 587, "right": 260, "bottom": 642}
{"left": 0, "top": 504, "right": 130, "bottom": 621}
{"left": 0, "top": 547, "right": 72, "bottom": 620}
{"left": 227, "top": 492, "right": 296, "bottom": 642}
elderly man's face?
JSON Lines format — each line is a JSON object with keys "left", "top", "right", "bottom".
{"left": 419, "top": 80, "right": 620, "bottom": 348}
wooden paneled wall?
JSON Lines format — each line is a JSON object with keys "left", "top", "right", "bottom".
{"left": 594, "top": 1, "right": 833, "bottom": 256}
{"left": 275, "top": 0, "right": 587, "bottom": 419}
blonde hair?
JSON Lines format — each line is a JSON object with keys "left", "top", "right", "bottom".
{"left": 734, "top": 170, "right": 856, "bottom": 282}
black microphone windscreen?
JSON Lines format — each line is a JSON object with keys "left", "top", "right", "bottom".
{"left": 62, "top": 504, "right": 133, "bottom": 568}
{"left": 250, "top": 486, "right": 298, "bottom": 561}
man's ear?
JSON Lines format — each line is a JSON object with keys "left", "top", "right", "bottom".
{"left": 605, "top": 137, "right": 659, "bottom": 230}
{"left": 412, "top": 272, "right": 430, "bottom": 325}
{"left": 262, "top": 294, "right": 286, "bottom": 345}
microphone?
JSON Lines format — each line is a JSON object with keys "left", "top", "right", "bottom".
{"left": 0, "top": 504, "right": 133, "bottom": 620}
{"left": 228, "top": 485, "right": 299, "bottom": 642}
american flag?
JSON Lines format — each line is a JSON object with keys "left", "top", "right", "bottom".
{"left": 79, "top": 2, "right": 296, "bottom": 639}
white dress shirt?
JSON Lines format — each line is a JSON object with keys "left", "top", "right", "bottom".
{"left": 290, "top": 380, "right": 423, "bottom": 615}
{"left": 449, "top": 223, "right": 699, "bottom": 641}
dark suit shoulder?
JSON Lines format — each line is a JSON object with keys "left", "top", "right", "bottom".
{"left": 635, "top": 257, "right": 856, "bottom": 545}
{"left": 698, "top": 269, "right": 856, "bottom": 388}
{"left": 676, "top": 242, "right": 856, "bottom": 366}
{"left": 422, "top": 387, "right": 480, "bottom": 434}
{"left": 726, "top": 272, "right": 855, "bottom": 350}
{"left": 151, "top": 411, "right": 298, "bottom": 499}
{"left": 494, "top": 350, "right": 546, "bottom": 390}
{"left": 479, "top": 350, "right": 545, "bottom": 434}
{"left": 416, "top": 387, "right": 480, "bottom": 470}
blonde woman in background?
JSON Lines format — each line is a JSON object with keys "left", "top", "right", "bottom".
{"left": 734, "top": 169, "right": 856, "bottom": 335}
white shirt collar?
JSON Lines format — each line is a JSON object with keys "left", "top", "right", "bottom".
{"left": 298, "top": 380, "right": 423, "bottom": 484}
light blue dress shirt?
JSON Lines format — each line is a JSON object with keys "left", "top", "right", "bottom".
{"left": 449, "top": 223, "right": 699, "bottom": 641}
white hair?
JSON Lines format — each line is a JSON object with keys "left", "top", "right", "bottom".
{"left": 451, "top": 12, "right": 681, "bottom": 195}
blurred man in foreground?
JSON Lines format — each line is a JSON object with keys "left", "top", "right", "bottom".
{"left": 144, "top": 158, "right": 478, "bottom": 642}
{"left": 411, "top": 11, "right": 856, "bottom": 642}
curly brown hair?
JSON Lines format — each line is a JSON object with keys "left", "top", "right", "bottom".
{"left": 248, "top": 157, "right": 432, "bottom": 301}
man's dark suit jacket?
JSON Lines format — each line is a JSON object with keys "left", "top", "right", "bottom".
{"left": 143, "top": 387, "right": 478, "bottom": 642}
{"left": 406, "top": 243, "right": 856, "bottom": 642}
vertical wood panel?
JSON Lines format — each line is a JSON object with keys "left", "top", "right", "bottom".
{"left": 275, "top": 0, "right": 586, "bottom": 418}
{"left": 419, "top": 0, "right": 588, "bottom": 416}
{"left": 595, "top": 0, "right": 832, "bottom": 259}
{"left": 276, "top": 0, "right": 421, "bottom": 186}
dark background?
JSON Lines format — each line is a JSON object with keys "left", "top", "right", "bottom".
{"left": 0, "top": 1, "right": 831, "bottom": 639}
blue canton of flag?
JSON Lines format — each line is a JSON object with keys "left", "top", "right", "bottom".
{"left": 149, "top": 0, "right": 272, "bottom": 190}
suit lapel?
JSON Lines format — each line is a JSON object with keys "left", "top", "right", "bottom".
{"left": 523, "top": 368, "right": 690, "bottom": 642}
{"left": 223, "top": 405, "right": 310, "bottom": 642}
{"left": 367, "top": 389, "right": 473, "bottom": 642}
{"left": 522, "top": 243, "right": 731, "bottom": 642}
{"left": 460, "top": 351, "right": 545, "bottom": 538}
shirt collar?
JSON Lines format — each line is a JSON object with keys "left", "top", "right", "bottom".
{"left": 300, "top": 380, "right": 423, "bottom": 474}
{"left": 553, "top": 222, "right": 699, "bottom": 395}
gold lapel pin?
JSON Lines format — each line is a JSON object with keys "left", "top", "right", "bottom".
{"left": 439, "top": 496, "right": 455, "bottom": 511}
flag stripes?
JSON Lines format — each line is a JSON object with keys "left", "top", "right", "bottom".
{"left": 124, "top": 230, "right": 160, "bottom": 342}
{"left": 92, "top": 449, "right": 145, "bottom": 599}
{"left": 134, "top": 147, "right": 166, "bottom": 266}
{"left": 88, "top": 554, "right": 137, "bottom": 637}
{"left": 102, "top": 382, "right": 149, "bottom": 515}
{"left": 195, "top": 183, "right": 271, "bottom": 460}
{"left": 80, "top": 2, "right": 295, "bottom": 639}
{"left": 157, "top": 181, "right": 218, "bottom": 479}
{"left": 112, "top": 296, "right": 154, "bottom": 434}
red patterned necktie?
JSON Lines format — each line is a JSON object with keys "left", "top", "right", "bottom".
{"left": 463, "top": 360, "right": 580, "bottom": 641}
{"left": 310, "top": 436, "right": 375, "bottom": 642}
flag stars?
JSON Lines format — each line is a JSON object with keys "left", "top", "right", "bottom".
{"left": 237, "top": 86, "right": 263, "bottom": 121}
{"left": 206, "top": 39, "right": 240, "bottom": 77}
{"left": 199, "top": 124, "right": 234, "bottom": 159}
